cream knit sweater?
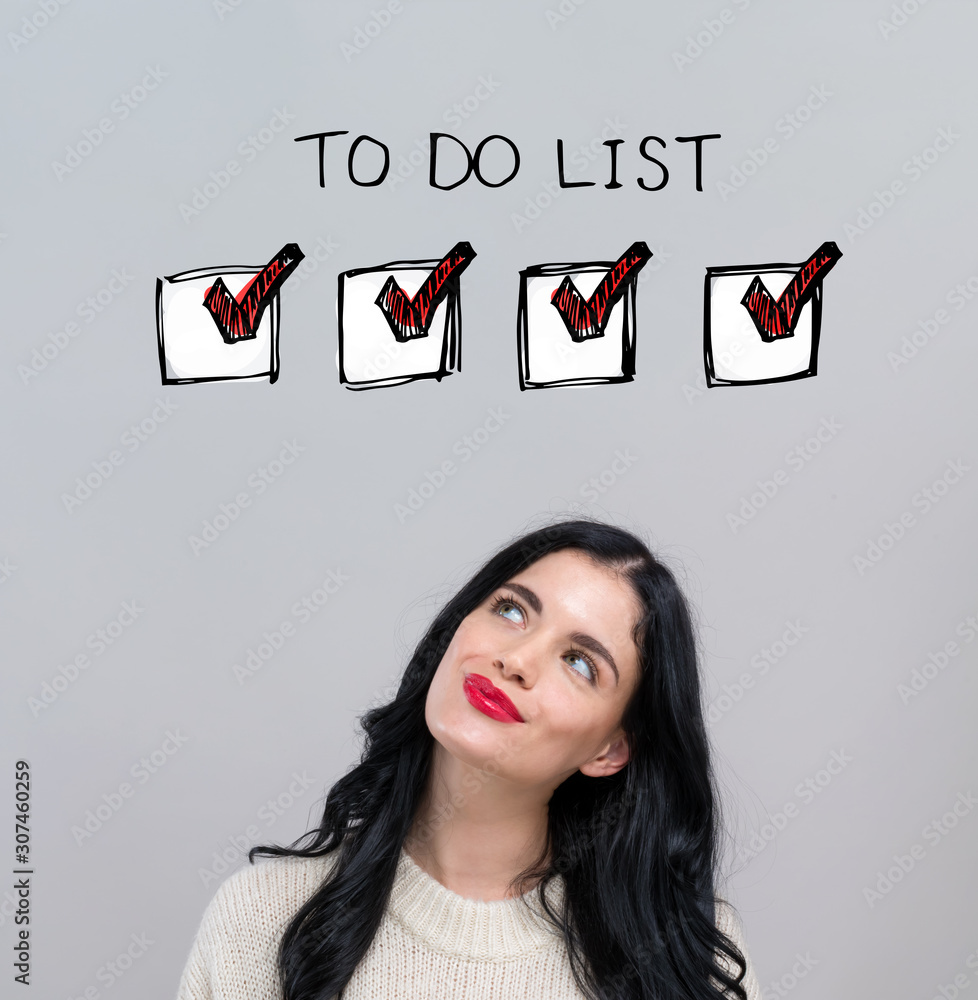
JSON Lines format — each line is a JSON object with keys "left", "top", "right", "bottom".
{"left": 176, "top": 848, "right": 761, "bottom": 1000}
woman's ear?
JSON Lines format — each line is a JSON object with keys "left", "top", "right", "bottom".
{"left": 578, "top": 730, "right": 630, "bottom": 778}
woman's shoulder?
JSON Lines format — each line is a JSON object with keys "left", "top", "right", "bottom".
{"left": 203, "top": 852, "right": 338, "bottom": 929}
{"left": 176, "top": 852, "right": 339, "bottom": 1000}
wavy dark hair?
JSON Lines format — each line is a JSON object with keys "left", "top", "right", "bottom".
{"left": 252, "top": 517, "right": 748, "bottom": 1000}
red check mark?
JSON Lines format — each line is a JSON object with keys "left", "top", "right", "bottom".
{"left": 375, "top": 242, "right": 477, "bottom": 341}
{"left": 550, "top": 242, "right": 652, "bottom": 341}
{"left": 203, "top": 243, "right": 305, "bottom": 344}
{"left": 741, "top": 241, "right": 842, "bottom": 341}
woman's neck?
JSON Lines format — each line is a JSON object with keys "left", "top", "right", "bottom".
{"left": 404, "top": 743, "right": 552, "bottom": 901}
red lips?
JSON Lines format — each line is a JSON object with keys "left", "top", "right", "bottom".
{"left": 462, "top": 673, "right": 524, "bottom": 723}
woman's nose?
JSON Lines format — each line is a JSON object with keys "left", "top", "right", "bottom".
{"left": 496, "top": 636, "right": 539, "bottom": 685}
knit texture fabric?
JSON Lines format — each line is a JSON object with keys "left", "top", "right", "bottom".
{"left": 176, "top": 848, "right": 761, "bottom": 1000}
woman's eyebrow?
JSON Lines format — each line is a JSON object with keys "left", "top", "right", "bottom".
{"left": 501, "top": 581, "right": 542, "bottom": 614}
{"left": 500, "top": 582, "right": 620, "bottom": 684}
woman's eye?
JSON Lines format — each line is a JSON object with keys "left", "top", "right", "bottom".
{"left": 564, "top": 652, "right": 595, "bottom": 682}
{"left": 493, "top": 599, "right": 524, "bottom": 624}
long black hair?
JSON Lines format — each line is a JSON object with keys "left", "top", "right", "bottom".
{"left": 252, "top": 517, "right": 748, "bottom": 1000}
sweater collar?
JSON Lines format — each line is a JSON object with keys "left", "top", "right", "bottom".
{"left": 387, "top": 848, "right": 566, "bottom": 961}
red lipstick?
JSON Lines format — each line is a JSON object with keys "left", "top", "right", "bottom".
{"left": 463, "top": 673, "right": 524, "bottom": 723}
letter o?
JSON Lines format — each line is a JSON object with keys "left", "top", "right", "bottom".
{"left": 347, "top": 134, "right": 390, "bottom": 187}
{"left": 878, "top": 534, "right": 894, "bottom": 551}
{"left": 132, "top": 85, "right": 147, "bottom": 102}
{"left": 471, "top": 134, "right": 520, "bottom": 187}
{"left": 53, "top": 675, "right": 68, "bottom": 692}
{"left": 96, "top": 803, "right": 112, "bottom": 821}
{"left": 419, "top": 482, "right": 434, "bottom": 499}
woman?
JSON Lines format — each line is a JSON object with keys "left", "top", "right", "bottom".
{"left": 177, "top": 518, "right": 761, "bottom": 1000}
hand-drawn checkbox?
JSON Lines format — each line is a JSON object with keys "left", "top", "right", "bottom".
{"left": 337, "top": 243, "right": 475, "bottom": 390}
{"left": 156, "top": 266, "right": 281, "bottom": 385}
{"left": 517, "top": 243, "right": 650, "bottom": 390}
{"left": 704, "top": 242, "right": 841, "bottom": 386}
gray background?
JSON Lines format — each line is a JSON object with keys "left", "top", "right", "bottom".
{"left": 3, "top": 1, "right": 976, "bottom": 998}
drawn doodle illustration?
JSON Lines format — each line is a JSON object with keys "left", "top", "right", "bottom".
{"left": 516, "top": 242, "right": 652, "bottom": 390}
{"left": 704, "top": 241, "right": 842, "bottom": 386}
{"left": 336, "top": 242, "right": 476, "bottom": 390}
{"left": 156, "top": 243, "right": 305, "bottom": 385}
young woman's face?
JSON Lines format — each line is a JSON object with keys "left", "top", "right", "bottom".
{"left": 425, "top": 548, "right": 644, "bottom": 792}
